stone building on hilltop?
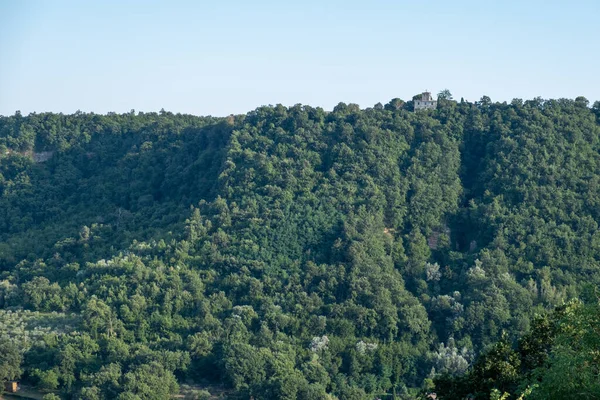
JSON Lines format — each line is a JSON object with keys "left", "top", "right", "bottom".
{"left": 414, "top": 91, "right": 437, "bottom": 111}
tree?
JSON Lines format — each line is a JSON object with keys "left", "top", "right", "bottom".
{"left": 0, "top": 339, "right": 22, "bottom": 383}
{"left": 528, "top": 301, "right": 600, "bottom": 399}
{"left": 384, "top": 98, "right": 405, "bottom": 110}
{"left": 83, "top": 297, "right": 118, "bottom": 338}
{"left": 222, "top": 343, "right": 268, "bottom": 389}
{"left": 31, "top": 368, "right": 60, "bottom": 390}
{"left": 438, "top": 89, "right": 453, "bottom": 100}
{"left": 121, "top": 362, "right": 178, "bottom": 400}
{"left": 468, "top": 332, "right": 521, "bottom": 395}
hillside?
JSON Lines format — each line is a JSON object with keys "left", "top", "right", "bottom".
{"left": 0, "top": 96, "right": 599, "bottom": 399}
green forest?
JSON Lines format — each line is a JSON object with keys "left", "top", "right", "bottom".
{"left": 0, "top": 94, "right": 599, "bottom": 399}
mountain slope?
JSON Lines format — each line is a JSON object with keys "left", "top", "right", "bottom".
{"left": 0, "top": 97, "right": 599, "bottom": 399}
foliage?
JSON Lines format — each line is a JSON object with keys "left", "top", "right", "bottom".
{"left": 435, "top": 300, "right": 600, "bottom": 399}
{"left": 0, "top": 97, "right": 599, "bottom": 398}
{"left": 0, "top": 337, "right": 22, "bottom": 382}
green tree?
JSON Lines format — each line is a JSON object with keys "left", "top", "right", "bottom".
{"left": 438, "top": 89, "right": 453, "bottom": 100}
{"left": 0, "top": 339, "right": 22, "bottom": 383}
{"left": 121, "top": 362, "right": 178, "bottom": 400}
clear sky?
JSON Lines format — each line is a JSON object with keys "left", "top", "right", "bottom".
{"left": 1, "top": 0, "right": 598, "bottom": 116}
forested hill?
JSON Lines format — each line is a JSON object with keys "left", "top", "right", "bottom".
{"left": 0, "top": 96, "right": 599, "bottom": 399}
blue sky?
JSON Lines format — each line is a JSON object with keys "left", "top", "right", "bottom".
{"left": 1, "top": 0, "right": 598, "bottom": 116}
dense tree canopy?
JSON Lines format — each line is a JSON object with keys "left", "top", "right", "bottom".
{"left": 0, "top": 96, "right": 599, "bottom": 399}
